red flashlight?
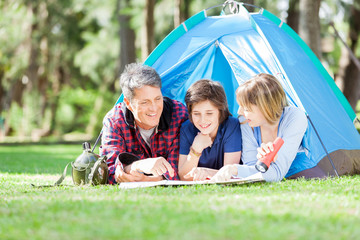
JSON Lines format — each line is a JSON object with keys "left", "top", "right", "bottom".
{"left": 255, "top": 137, "right": 284, "bottom": 173}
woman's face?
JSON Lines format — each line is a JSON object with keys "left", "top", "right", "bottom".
{"left": 239, "top": 104, "right": 267, "bottom": 127}
{"left": 191, "top": 100, "right": 220, "bottom": 138}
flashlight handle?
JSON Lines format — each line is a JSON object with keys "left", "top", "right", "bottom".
{"left": 259, "top": 137, "right": 284, "bottom": 166}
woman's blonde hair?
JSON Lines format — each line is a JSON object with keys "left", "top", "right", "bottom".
{"left": 236, "top": 73, "right": 288, "bottom": 124}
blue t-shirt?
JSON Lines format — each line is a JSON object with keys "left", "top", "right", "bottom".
{"left": 179, "top": 116, "right": 242, "bottom": 170}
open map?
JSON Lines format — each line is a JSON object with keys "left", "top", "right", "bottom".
{"left": 119, "top": 172, "right": 265, "bottom": 189}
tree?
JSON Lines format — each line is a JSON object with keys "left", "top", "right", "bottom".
{"left": 1, "top": 0, "right": 119, "bottom": 140}
{"left": 287, "top": 0, "right": 300, "bottom": 33}
{"left": 336, "top": 5, "right": 360, "bottom": 110}
{"left": 174, "top": 0, "right": 182, "bottom": 28}
{"left": 117, "top": 0, "right": 136, "bottom": 75}
{"left": 174, "top": 0, "right": 192, "bottom": 28}
{"left": 141, "top": 0, "right": 155, "bottom": 61}
{"left": 299, "top": 0, "right": 322, "bottom": 59}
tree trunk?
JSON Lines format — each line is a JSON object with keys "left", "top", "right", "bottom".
{"left": 48, "top": 66, "right": 63, "bottom": 135}
{"left": 117, "top": 0, "right": 136, "bottom": 75}
{"left": 141, "top": 0, "right": 155, "bottom": 61}
{"left": 174, "top": 0, "right": 192, "bottom": 28}
{"left": 0, "top": 69, "right": 5, "bottom": 113}
{"left": 1, "top": 78, "right": 23, "bottom": 136}
{"left": 20, "top": 1, "right": 43, "bottom": 139}
{"left": 26, "top": 1, "right": 40, "bottom": 92}
{"left": 183, "top": 0, "right": 191, "bottom": 21}
{"left": 299, "top": 0, "right": 322, "bottom": 59}
{"left": 287, "top": 0, "right": 299, "bottom": 33}
{"left": 242, "top": 0, "right": 255, "bottom": 12}
{"left": 336, "top": 6, "right": 360, "bottom": 110}
{"left": 38, "top": 7, "right": 50, "bottom": 127}
{"left": 15, "top": 1, "right": 38, "bottom": 138}
{"left": 174, "top": 0, "right": 181, "bottom": 28}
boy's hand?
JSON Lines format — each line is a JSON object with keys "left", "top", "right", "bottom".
{"left": 210, "top": 164, "right": 238, "bottom": 182}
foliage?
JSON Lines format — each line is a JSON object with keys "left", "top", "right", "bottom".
{"left": 0, "top": 2, "right": 29, "bottom": 88}
{"left": 1, "top": 144, "right": 360, "bottom": 240}
{"left": 0, "top": 0, "right": 120, "bottom": 140}
{"left": 73, "top": 0, "right": 119, "bottom": 85}
{"left": 0, "top": 0, "right": 359, "bottom": 142}
{"left": 56, "top": 87, "right": 97, "bottom": 133}
{"left": 56, "top": 86, "right": 115, "bottom": 135}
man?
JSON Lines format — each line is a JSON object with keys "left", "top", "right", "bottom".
{"left": 100, "top": 63, "right": 188, "bottom": 184}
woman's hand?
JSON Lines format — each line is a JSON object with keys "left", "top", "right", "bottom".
{"left": 257, "top": 142, "right": 278, "bottom": 162}
{"left": 184, "top": 167, "right": 218, "bottom": 181}
{"left": 210, "top": 164, "right": 238, "bottom": 182}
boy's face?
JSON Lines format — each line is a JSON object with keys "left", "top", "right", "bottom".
{"left": 191, "top": 100, "right": 220, "bottom": 139}
{"left": 125, "top": 85, "right": 164, "bottom": 130}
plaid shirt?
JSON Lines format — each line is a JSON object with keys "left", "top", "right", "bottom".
{"left": 100, "top": 97, "right": 188, "bottom": 184}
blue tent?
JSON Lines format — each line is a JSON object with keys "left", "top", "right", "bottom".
{"left": 116, "top": 2, "right": 360, "bottom": 176}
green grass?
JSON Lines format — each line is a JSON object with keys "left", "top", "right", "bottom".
{"left": 1, "top": 144, "right": 359, "bottom": 240}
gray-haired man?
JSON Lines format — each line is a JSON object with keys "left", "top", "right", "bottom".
{"left": 100, "top": 63, "right": 188, "bottom": 184}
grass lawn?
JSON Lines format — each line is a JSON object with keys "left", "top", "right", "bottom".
{"left": 0, "top": 144, "right": 359, "bottom": 240}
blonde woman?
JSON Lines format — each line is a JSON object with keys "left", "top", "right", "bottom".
{"left": 212, "top": 73, "right": 326, "bottom": 182}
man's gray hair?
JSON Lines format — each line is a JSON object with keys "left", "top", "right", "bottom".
{"left": 120, "top": 63, "right": 162, "bottom": 101}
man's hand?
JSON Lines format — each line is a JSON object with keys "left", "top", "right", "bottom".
{"left": 184, "top": 167, "right": 217, "bottom": 181}
{"left": 115, "top": 165, "right": 145, "bottom": 183}
{"left": 131, "top": 157, "right": 175, "bottom": 177}
{"left": 210, "top": 164, "right": 238, "bottom": 182}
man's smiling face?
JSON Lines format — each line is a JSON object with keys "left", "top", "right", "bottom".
{"left": 125, "top": 85, "right": 164, "bottom": 130}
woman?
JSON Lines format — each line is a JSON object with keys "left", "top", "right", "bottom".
{"left": 212, "top": 73, "right": 326, "bottom": 182}
{"left": 178, "top": 79, "right": 242, "bottom": 181}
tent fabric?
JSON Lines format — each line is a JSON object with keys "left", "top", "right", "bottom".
{"left": 112, "top": 4, "right": 360, "bottom": 176}
{"left": 261, "top": 10, "right": 356, "bottom": 122}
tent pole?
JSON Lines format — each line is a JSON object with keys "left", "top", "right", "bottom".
{"left": 330, "top": 22, "right": 360, "bottom": 72}
{"left": 306, "top": 115, "right": 339, "bottom": 177}
{"left": 354, "top": 117, "right": 360, "bottom": 125}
